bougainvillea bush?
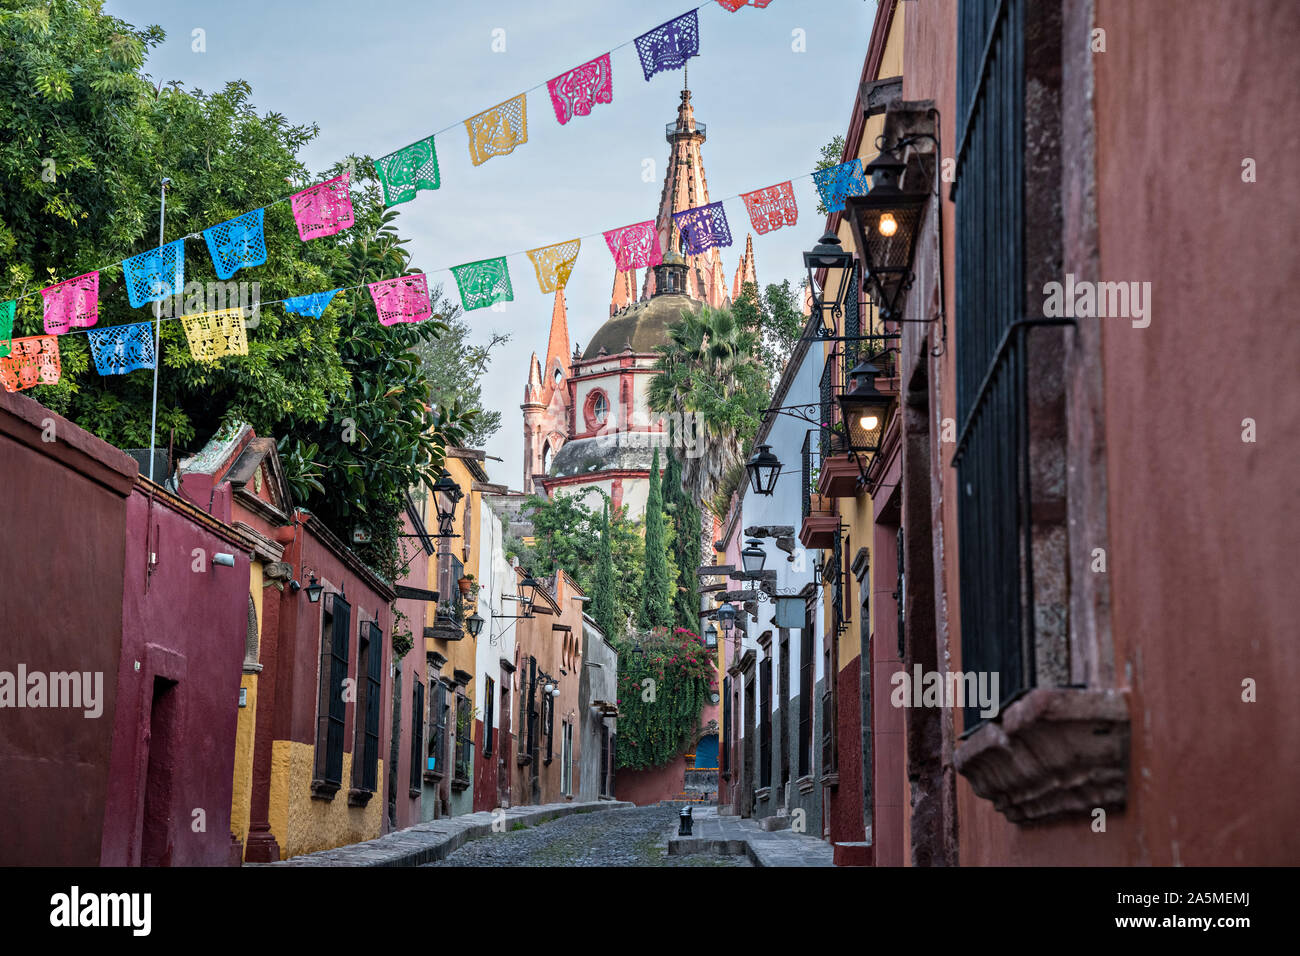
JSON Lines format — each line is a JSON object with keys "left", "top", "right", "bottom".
{"left": 613, "top": 627, "right": 716, "bottom": 771}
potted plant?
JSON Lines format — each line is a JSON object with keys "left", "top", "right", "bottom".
{"left": 391, "top": 607, "right": 414, "bottom": 659}
{"left": 458, "top": 573, "right": 481, "bottom": 603}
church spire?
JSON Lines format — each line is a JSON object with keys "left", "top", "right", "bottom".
{"left": 640, "top": 88, "right": 728, "bottom": 307}
{"left": 541, "top": 288, "right": 571, "bottom": 402}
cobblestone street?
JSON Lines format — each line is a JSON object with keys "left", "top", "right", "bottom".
{"left": 422, "top": 806, "right": 750, "bottom": 868}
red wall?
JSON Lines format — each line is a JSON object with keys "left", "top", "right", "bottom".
{"left": 100, "top": 483, "right": 250, "bottom": 866}
{"left": 0, "top": 393, "right": 134, "bottom": 865}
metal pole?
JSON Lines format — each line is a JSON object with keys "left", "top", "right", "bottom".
{"left": 147, "top": 177, "right": 170, "bottom": 483}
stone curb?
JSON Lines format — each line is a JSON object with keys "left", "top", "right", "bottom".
{"left": 252, "top": 800, "right": 634, "bottom": 867}
{"left": 666, "top": 815, "right": 836, "bottom": 868}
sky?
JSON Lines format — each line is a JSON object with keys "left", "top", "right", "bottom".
{"left": 107, "top": 0, "right": 876, "bottom": 489}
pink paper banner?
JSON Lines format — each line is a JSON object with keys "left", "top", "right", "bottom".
{"left": 41, "top": 272, "right": 99, "bottom": 334}
{"left": 603, "top": 221, "right": 663, "bottom": 271}
{"left": 291, "top": 173, "right": 355, "bottom": 242}
{"left": 368, "top": 274, "right": 433, "bottom": 326}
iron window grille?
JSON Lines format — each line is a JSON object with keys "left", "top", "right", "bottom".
{"left": 952, "top": 0, "right": 1031, "bottom": 730}
{"left": 428, "top": 680, "right": 447, "bottom": 775}
{"left": 313, "top": 592, "right": 350, "bottom": 793}
{"left": 454, "top": 692, "right": 472, "bottom": 781}
{"left": 799, "top": 616, "right": 814, "bottom": 778}
{"left": 759, "top": 656, "right": 772, "bottom": 789}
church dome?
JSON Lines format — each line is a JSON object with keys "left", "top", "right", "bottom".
{"left": 581, "top": 292, "right": 700, "bottom": 360}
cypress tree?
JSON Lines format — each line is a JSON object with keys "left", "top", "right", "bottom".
{"left": 592, "top": 500, "right": 618, "bottom": 639}
{"left": 638, "top": 448, "right": 673, "bottom": 628}
{"left": 663, "top": 440, "right": 701, "bottom": 630}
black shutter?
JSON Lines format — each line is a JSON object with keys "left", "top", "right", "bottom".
{"left": 722, "top": 676, "right": 732, "bottom": 775}
{"left": 484, "top": 677, "right": 495, "bottom": 757}
{"left": 362, "top": 621, "right": 382, "bottom": 791}
{"left": 410, "top": 681, "right": 425, "bottom": 791}
{"left": 319, "top": 593, "right": 351, "bottom": 787}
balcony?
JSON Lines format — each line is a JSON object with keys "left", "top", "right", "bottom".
{"left": 799, "top": 431, "right": 839, "bottom": 550}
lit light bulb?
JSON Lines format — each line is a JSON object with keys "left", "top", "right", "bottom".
{"left": 878, "top": 213, "right": 898, "bottom": 237}
{"left": 860, "top": 415, "right": 880, "bottom": 430}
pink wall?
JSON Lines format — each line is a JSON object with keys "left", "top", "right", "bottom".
{"left": 101, "top": 482, "right": 250, "bottom": 866}
{"left": 0, "top": 393, "right": 135, "bottom": 865}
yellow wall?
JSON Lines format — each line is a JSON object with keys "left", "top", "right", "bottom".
{"left": 425, "top": 455, "right": 480, "bottom": 694}
{"left": 230, "top": 560, "right": 263, "bottom": 852}
{"left": 268, "top": 741, "right": 384, "bottom": 859}
{"left": 823, "top": 1, "right": 906, "bottom": 665}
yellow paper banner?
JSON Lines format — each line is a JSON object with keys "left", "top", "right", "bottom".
{"left": 465, "top": 93, "right": 528, "bottom": 167}
{"left": 526, "top": 239, "right": 581, "bottom": 294}
{"left": 180, "top": 308, "right": 248, "bottom": 363}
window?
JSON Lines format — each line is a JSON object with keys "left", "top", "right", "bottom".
{"left": 593, "top": 392, "right": 607, "bottom": 423}
{"left": 722, "top": 676, "right": 732, "bottom": 776}
{"left": 799, "top": 615, "right": 813, "bottom": 778}
{"left": 600, "top": 724, "right": 612, "bottom": 797}
{"left": 544, "top": 692, "right": 555, "bottom": 765}
{"left": 822, "top": 642, "right": 837, "bottom": 776}
{"left": 779, "top": 635, "right": 790, "bottom": 789}
{"left": 483, "top": 676, "right": 495, "bottom": 757}
{"left": 759, "top": 655, "right": 772, "bottom": 789}
{"left": 953, "top": 0, "right": 1028, "bottom": 729}
{"left": 454, "top": 691, "right": 471, "bottom": 781}
{"left": 542, "top": 441, "right": 553, "bottom": 474}
{"left": 313, "top": 592, "right": 350, "bottom": 797}
{"left": 351, "top": 620, "right": 382, "bottom": 796}
{"left": 561, "top": 721, "right": 573, "bottom": 795}
{"left": 428, "top": 680, "right": 447, "bottom": 776}
{"left": 410, "top": 681, "right": 425, "bottom": 793}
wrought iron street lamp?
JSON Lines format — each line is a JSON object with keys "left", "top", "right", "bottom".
{"left": 432, "top": 470, "right": 463, "bottom": 537}
{"left": 465, "top": 611, "right": 485, "bottom": 638}
{"left": 837, "top": 361, "right": 892, "bottom": 455}
{"left": 705, "top": 623, "right": 718, "bottom": 649}
{"left": 803, "top": 231, "right": 855, "bottom": 337}
{"left": 846, "top": 152, "right": 926, "bottom": 323}
{"left": 716, "top": 602, "right": 737, "bottom": 631}
{"left": 745, "top": 444, "right": 782, "bottom": 496}
{"left": 304, "top": 574, "right": 324, "bottom": 604}
{"left": 740, "top": 539, "right": 767, "bottom": 576}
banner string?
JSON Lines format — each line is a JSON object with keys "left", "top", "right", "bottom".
{"left": 31, "top": 155, "right": 866, "bottom": 344}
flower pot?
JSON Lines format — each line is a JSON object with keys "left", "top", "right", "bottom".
{"left": 458, "top": 577, "right": 473, "bottom": 596}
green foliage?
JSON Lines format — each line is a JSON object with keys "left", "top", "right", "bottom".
{"left": 638, "top": 449, "right": 672, "bottom": 629}
{"left": 814, "top": 134, "right": 847, "bottom": 216}
{"left": 612, "top": 627, "right": 714, "bottom": 771}
{"left": 0, "top": 0, "right": 474, "bottom": 580}
{"left": 411, "top": 311, "right": 509, "bottom": 447}
{"left": 591, "top": 502, "right": 619, "bottom": 640}
{"left": 647, "top": 304, "right": 771, "bottom": 514}
{"left": 515, "top": 490, "right": 643, "bottom": 631}
{"left": 662, "top": 441, "right": 701, "bottom": 631}
{"left": 730, "top": 280, "right": 806, "bottom": 384}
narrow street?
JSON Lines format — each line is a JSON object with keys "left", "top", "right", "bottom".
{"left": 422, "top": 806, "right": 748, "bottom": 868}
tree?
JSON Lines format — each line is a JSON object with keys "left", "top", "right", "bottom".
{"left": 646, "top": 304, "right": 771, "bottom": 514}
{"left": 411, "top": 311, "right": 509, "bottom": 447}
{"left": 639, "top": 448, "right": 672, "bottom": 629}
{"left": 612, "top": 626, "right": 714, "bottom": 770}
{"left": 731, "top": 279, "right": 806, "bottom": 384}
{"left": 662, "top": 438, "right": 701, "bottom": 631}
{"left": 0, "top": 0, "right": 473, "bottom": 580}
{"left": 590, "top": 501, "right": 619, "bottom": 640}
{"left": 511, "top": 489, "right": 643, "bottom": 630}
{"left": 814, "top": 134, "right": 847, "bottom": 216}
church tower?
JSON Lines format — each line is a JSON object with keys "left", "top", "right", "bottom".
{"left": 520, "top": 288, "right": 572, "bottom": 490}
{"left": 524, "top": 88, "right": 757, "bottom": 518}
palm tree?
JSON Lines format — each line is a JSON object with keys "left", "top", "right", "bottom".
{"left": 647, "top": 304, "right": 768, "bottom": 512}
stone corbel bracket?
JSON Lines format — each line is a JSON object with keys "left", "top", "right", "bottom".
{"left": 953, "top": 688, "right": 1130, "bottom": 825}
